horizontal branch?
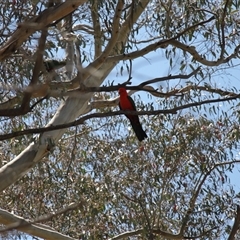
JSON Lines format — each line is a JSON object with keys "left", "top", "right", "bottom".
{"left": 106, "top": 37, "right": 240, "bottom": 66}
{"left": 0, "top": 208, "right": 77, "bottom": 240}
{"left": 0, "top": 202, "right": 82, "bottom": 235}
{"left": 173, "top": 85, "right": 238, "bottom": 97}
{"left": 0, "top": 68, "right": 200, "bottom": 114}
{"left": 90, "top": 83, "right": 238, "bottom": 110}
{"left": 139, "top": 67, "right": 201, "bottom": 86}
{"left": 105, "top": 16, "right": 216, "bottom": 63}
{"left": 109, "top": 227, "right": 182, "bottom": 240}
{"left": 0, "top": 109, "right": 176, "bottom": 140}
{"left": 1, "top": 94, "right": 240, "bottom": 141}
{"left": 169, "top": 40, "right": 240, "bottom": 66}
{"left": 72, "top": 67, "right": 200, "bottom": 94}
{"left": 110, "top": 225, "right": 221, "bottom": 240}
{"left": 104, "top": 13, "right": 240, "bottom": 67}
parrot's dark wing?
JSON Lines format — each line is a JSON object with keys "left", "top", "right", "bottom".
{"left": 126, "top": 96, "right": 147, "bottom": 141}
{"left": 119, "top": 95, "right": 136, "bottom": 111}
{"left": 118, "top": 102, "right": 122, "bottom": 110}
{"left": 127, "top": 96, "right": 136, "bottom": 110}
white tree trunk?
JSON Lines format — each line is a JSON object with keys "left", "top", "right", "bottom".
{"left": 0, "top": 0, "right": 150, "bottom": 191}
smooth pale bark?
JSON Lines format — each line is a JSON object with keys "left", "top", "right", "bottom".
{"left": 0, "top": 208, "right": 77, "bottom": 240}
{"left": 0, "top": 0, "right": 150, "bottom": 192}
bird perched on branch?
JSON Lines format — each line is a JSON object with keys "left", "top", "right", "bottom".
{"left": 119, "top": 87, "right": 147, "bottom": 142}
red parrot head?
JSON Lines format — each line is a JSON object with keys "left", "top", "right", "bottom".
{"left": 118, "top": 88, "right": 127, "bottom": 96}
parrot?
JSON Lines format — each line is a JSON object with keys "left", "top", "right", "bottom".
{"left": 118, "top": 87, "right": 147, "bottom": 141}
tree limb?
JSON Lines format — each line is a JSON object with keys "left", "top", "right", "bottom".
{"left": 91, "top": 0, "right": 102, "bottom": 58}
{"left": 169, "top": 39, "right": 240, "bottom": 66}
{"left": 64, "top": 67, "right": 201, "bottom": 97}
{"left": 0, "top": 0, "right": 87, "bottom": 61}
{"left": 219, "top": 0, "right": 230, "bottom": 59}
{"left": 0, "top": 31, "right": 47, "bottom": 116}
{"left": 109, "top": 227, "right": 182, "bottom": 240}
{"left": 1, "top": 93, "right": 240, "bottom": 141}
{"left": 0, "top": 79, "right": 238, "bottom": 117}
{"left": 0, "top": 28, "right": 47, "bottom": 116}
{"left": 228, "top": 205, "right": 240, "bottom": 240}
{"left": 0, "top": 0, "right": 150, "bottom": 192}
{"left": 180, "top": 161, "right": 240, "bottom": 235}
{"left": 21, "top": 27, "right": 48, "bottom": 110}
{"left": 0, "top": 58, "right": 200, "bottom": 113}
{"left": 0, "top": 208, "right": 77, "bottom": 240}
{"left": 83, "top": 0, "right": 124, "bottom": 78}
{"left": 105, "top": 16, "right": 216, "bottom": 63}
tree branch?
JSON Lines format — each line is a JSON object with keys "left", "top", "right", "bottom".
{"left": 169, "top": 39, "right": 240, "bottom": 66}
{"left": 0, "top": 109, "right": 176, "bottom": 141}
{"left": 0, "top": 202, "right": 82, "bottom": 234}
{"left": 219, "top": 0, "right": 230, "bottom": 59}
{"left": 83, "top": 0, "right": 124, "bottom": 78}
{"left": 67, "top": 67, "right": 201, "bottom": 95}
{"left": 109, "top": 227, "right": 182, "bottom": 240}
{"left": 110, "top": 225, "right": 220, "bottom": 240}
{"left": 105, "top": 16, "right": 215, "bottom": 63}
{"left": 138, "top": 67, "right": 201, "bottom": 86}
{"left": 184, "top": 227, "right": 218, "bottom": 239}
{"left": 1, "top": 94, "right": 240, "bottom": 141}
{"left": 64, "top": 13, "right": 75, "bottom": 79}
{"left": 21, "top": 27, "right": 48, "bottom": 110}
{"left": 0, "top": 67, "right": 199, "bottom": 112}
{"left": 180, "top": 161, "right": 240, "bottom": 235}
{"left": 228, "top": 205, "right": 240, "bottom": 240}
{"left": 173, "top": 84, "right": 238, "bottom": 97}
{"left": 0, "top": 208, "right": 77, "bottom": 240}
{"left": 0, "top": 0, "right": 87, "bottom": 61}
{"left": 91, "top": 0, "right": 102, "bottom": 58}
{"left": 1, "top": 80, "right": 238, "bottom": 118}
{"left": 0, "top": 27, "right": 47, "bottom": 116}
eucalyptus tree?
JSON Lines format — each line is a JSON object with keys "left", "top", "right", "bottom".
{"left": 0, "top": 0, "right": 240, "bottom": 239}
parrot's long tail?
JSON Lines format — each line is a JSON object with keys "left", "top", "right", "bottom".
{"left": 130, "top": 120, "right": 147, "bottom": 142}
